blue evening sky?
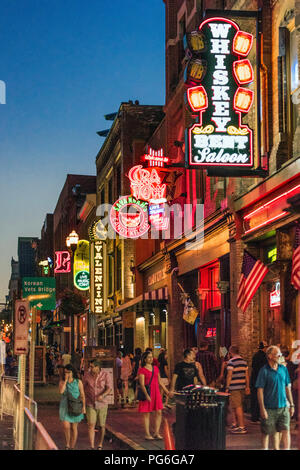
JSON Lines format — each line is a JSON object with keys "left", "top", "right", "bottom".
{"left": 0, "top": 0, "right": 165, "bottom": 303}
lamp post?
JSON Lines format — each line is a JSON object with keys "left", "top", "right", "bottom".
{"left": 66, "top": 230, "right": 79, "bottom": 361}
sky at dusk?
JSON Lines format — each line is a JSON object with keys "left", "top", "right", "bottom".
{"left": 0, "top": 0, "right": 165, "bottom": 304}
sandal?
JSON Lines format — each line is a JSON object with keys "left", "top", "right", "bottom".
{"left": 65, "top": 446, "right": 70, "bottom": 450}
{"left": 97, "top": 446, "right": 103, "bottom": 450}
{"left": 145, "top": 435, "right": 155, "bottom": 440}
{"left": 153, "top": 434, "right": 163, "bottom": 440}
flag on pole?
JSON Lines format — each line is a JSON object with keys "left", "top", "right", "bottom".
{"left": 291, "top": 224, "right": 300, "bottom": 290}
{"left": 237, "top": 251, "right": 269, "bottom": 313}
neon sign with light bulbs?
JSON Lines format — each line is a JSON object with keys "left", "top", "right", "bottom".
{"left": 185, "top": 17, "right": 255, "bottom": 171}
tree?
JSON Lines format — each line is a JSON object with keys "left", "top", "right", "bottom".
{"left": 59, "top": 289, "right": 85, "bottom": 358}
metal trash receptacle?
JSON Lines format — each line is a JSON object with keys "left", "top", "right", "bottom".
{"left": 174, "top": 386, "right": 229, "bottom": 450}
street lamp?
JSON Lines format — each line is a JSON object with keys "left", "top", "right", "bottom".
{"left": 66, "top": 230, "right": 79, "bottom": 360}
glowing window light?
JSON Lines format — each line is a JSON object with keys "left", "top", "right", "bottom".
{"left": 187, "top": 85, "right": 208, "bottom": 112}
{"left": 233, "top": 31, "right": 253, "bottom": 56}
{"left": 233, "top": 59, "right": 254, "bottom": 85}
{"left": 234, "top": 87, "right": 253, "bottom": 113}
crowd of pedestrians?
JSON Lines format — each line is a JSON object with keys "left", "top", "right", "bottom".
{"left": 40, "top": 339, "right": 299, "bottom": 450}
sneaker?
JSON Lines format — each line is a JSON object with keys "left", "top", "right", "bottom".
{"left": 231, "top": 427, "right": 247, "bottom": 434}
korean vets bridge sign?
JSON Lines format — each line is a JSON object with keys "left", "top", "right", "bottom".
{"left": 22, "top": 277, "right": 56, "bottom": 310}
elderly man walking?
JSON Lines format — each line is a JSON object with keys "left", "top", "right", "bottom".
{"left": 256, "top": 345, "right": 295, "bottom": 450}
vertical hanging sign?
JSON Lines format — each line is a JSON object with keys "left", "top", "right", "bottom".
{"left": 89, "top": 220, "right": 107, "bottom": 316}
{"left": 185, "top": 17, "right": 256, "bottom": 172}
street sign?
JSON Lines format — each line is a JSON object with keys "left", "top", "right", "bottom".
{"left": 22, "top": 277, "right": 56, "bottom": 310}
{"left": 14, "top": 300, "right": 29, "bottom": 355}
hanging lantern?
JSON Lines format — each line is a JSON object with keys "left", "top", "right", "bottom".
{"left": 233, "top": 31, "right": 253, "bottom": 56}
{"left": 234, "top": 87, "right": 254, "bottom": 113}
{"left": 187, "top": 85, "right": 208, "bottom": 112}
{"left": 233, "top": 59, "right": 254, "bottom": 85}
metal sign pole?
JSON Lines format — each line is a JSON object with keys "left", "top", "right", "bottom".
{"left": 29, "top": 306, "right": 37, "bottom": 409}
{"left": 18, "top": 354, "right": 26, "bottom": 450}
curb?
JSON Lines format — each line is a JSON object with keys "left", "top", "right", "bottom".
{"left": 105, "top": 424, "right": 144, "bottom": 451}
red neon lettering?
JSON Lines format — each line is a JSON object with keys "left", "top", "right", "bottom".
{"left": 128, "top": 165, "right": 167, "bottom": 202}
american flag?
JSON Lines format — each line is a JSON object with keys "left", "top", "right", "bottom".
{"left": 291, "top": 225, "right": 300, "bottom": 290}
{"left": 237, "top": 251, "right": 269, "bottom": 313}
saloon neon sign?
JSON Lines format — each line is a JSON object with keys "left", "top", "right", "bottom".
{"left": 185, "top": 17, "right": 254, "bottom": 169}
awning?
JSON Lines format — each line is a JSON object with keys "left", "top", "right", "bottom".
{"left": 116, "top": 287, "right": 168, "bottom": 313}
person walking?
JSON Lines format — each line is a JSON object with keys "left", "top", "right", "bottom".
{"left": 256, "top": 345, "right": 294, "bottom": 450}
{"left": 138, "top": 350, "right": 169, "bottom": 440}
{"left": 250, "top": 341, "right": 268, "bottom": 422}
{"left": 62, "top": 349, "right": 72, "bottom": 367}
{"left": 130, "top": 348, "right": 142, "bottom": 406}
{"left": 191, "top": 347, "right": 207, "bottom": 386}
{"left": 196, "top": 341, "right": 219, "bottom": 387}
{"left": 225, "top": 345, "right": 250, "bottom": 434}
{"left": 59, "top": 364, "right": 86, "bottom": 450}
{"left": 158, "top": 349, "right": 171, "bottom": 408}
{"left": 120, "top": 350, "right": 132, "bottom": 407}
{"left": 83, "top": 360, "right": 112, "bottom": 450}
{"left": 169, "top": 348, "right": 199, "bottom": 395}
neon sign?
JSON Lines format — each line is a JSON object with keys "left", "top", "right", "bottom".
{"left": 54, "top": 251, "right": 71, "bottom": 274}
{"left": 73, "top": 240, "right": 90, "bottom": 291}
{"left": 128, "top": 165, "right": 167, "bottom": 203}
{"left": 93, "top": 241, "right": 104, "bottom": 315}
{"left": 185, "top": 17, "right": 254, "bottom": 169}
{"left": 149, "top": 203, "right": 169, "bottom": 231}
{"left": 144, "top": 148, "right": 169, "bottom": 167}
{"left": 110, "top": 195, "right": 150, "bottom": 239}
{"left": 270, "top": 282, "right": 280, "bottom": 308}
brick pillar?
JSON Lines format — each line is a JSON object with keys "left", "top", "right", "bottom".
{"left": 165, "top": 252, "right": 184, "bottom": 374}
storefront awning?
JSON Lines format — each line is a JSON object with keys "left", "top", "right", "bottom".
{"left": 116, "top": 287, "right": 168, "bottom": 313}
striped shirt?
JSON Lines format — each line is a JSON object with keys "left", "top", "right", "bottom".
{"left": 227, "top": 356, "right": 248, "bottom": 391}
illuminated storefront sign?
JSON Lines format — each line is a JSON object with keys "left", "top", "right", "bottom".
{"left": 185, "top": 17, "right": 255, "bottom": 171}
{"left": 73, "top": 240, "right": 90, "bottom": 291}
{"left": 128, "top": 165, "right": 167, "bottom": 203}
{"left": 267, "top": 247, "right": 277, "bottom": 264}
{"left": 270, "top": 282, "right": 280, "bottom": 308}
{"left": 143, "top": 147, "right": 169, "bottom": 167}
{"left": 110, "top": 195, "right": 150, "bottom": 239}
{"left": 148, "top": 203, "right": 169, "bottom": 230}
{"left": 54, "top": 251, "right": 71, "bottom": 274}
{"left": 93, "top": 240, "right": 104, "bottom": 315}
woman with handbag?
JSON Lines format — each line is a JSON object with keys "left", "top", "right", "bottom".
{"left": 138, "top": 350, "right": 169, "bottom": 440}
{"left": 59, "top": 364, "right": 86, "bottom": 450}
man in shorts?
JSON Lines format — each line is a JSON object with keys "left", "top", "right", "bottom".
{"left": 83, "top": 360, "right": 112, "bottom": 450}
{"left": 256, "top": 345, "right": 294, "bottom": 450}
{"left": 225, "top": 346, "right": 250, "bottom": 434}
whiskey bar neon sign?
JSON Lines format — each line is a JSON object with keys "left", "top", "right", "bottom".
{"left": 185, "top": 17, "right": 254, "bottom": 169}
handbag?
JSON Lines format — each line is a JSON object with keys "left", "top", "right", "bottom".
{"left": 66, "top": 384, "right": 83, "bottom": 416}
{"left": 137, "top": 367, "right": 154, "bottom": 401}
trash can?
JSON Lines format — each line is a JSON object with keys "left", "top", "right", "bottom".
{"left": 174, "top": 386, "right": 229, "bottom": 450}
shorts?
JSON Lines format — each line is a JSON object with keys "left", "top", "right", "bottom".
{"left": 86, "top": 405, "right": 108, "bottom": 427}
{"left": 229, "top": 390, "right": 245, "bottom": 409}
{"left": 260, "top": 408, "right": 290, "bottom": 435}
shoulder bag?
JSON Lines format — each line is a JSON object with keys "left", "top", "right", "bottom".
{"left": 137, "top": 367, "right": 155, "bottom": 402}
{"left": 66, "top": 382, "right": 83, "bottom": 416}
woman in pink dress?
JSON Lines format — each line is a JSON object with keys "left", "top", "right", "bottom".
{"left": 138, "top": 350, "right": 169, "bottom": 440}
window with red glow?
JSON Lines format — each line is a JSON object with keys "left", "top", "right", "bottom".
{"left": 199, "top": 261, "right": 221, "bottom": 311}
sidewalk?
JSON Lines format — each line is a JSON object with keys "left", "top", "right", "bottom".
{"left": 34, "top": 384, "right": 299, "bottom": 450}
{"left": 0, "top": 415, "right": 14, "bottom": 450}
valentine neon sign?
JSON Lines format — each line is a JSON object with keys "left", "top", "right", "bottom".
{"left": 128, "top": 165, "right": 167, "bottom": 203}
{"left": 185, "top": 17, "right": 254, "bottom": 169}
